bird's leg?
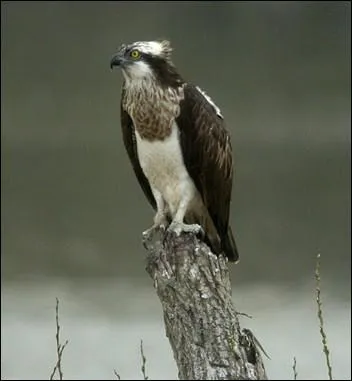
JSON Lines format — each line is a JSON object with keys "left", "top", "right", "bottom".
{"left": 167, "top": 194, "right": 205, "bottom": 238}
{"left": 152, "top": 209, "right": 169, "bottom": 231}
{"left": 142, "top": 189, "right": 168, "bottom": 240}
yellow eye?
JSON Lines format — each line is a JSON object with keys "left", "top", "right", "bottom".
{"left": 130, "top": 50, "right": 140, "bottom": 59}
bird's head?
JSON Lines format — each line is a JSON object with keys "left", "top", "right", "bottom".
{"left": 110, "top": 40, "right": 183, "bottom": 87}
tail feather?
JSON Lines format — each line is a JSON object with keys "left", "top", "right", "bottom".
{"left": 222, "top": 225, "right": 240, "bottom": 263}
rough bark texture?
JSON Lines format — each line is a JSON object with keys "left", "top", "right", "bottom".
{"left": 143, "top": 230, "right": 268, "bottom": 380}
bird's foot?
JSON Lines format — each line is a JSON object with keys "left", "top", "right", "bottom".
{"left": 142, "top": 223, "right": 166, "bottom": 241}
{"left": 142, "top": 215, "right": 168, "bottom": 242}
{"left": 167, "top": 221, "right": 205, "bottom": 239}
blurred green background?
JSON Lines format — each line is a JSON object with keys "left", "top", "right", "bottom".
{"left": 1, "top": 2, "right": 351, "bottom": 380}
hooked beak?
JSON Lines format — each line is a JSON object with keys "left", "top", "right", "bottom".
{"left": 110, "top": 52, "right": 125, "bottom": 69}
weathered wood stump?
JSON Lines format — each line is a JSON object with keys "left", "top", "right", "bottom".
{"left": 144, "top": 230, "right": 268, "bottom": 380}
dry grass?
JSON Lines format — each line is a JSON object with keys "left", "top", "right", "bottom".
{"left": 49, "top": 298, "right": 68, "bottom": 380}
{"left": 315, "top": 253, "right": 333, "bottom": 380}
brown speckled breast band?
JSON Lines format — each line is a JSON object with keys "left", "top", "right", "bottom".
{"left": 123, "top": 83, "right": 184, "bottom": 141}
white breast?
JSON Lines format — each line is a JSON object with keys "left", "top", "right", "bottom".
{"left": 135, "top": 123, "right": 197, "bottom": 216}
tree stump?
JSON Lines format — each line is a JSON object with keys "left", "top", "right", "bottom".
{"left": 144, "top": 230, "right": 268, "bottom": 380}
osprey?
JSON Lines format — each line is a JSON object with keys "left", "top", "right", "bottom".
{"left": 110, "top": 40, "right": 239, "bottom": 262}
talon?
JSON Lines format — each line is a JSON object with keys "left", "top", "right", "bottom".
{"left": 159, "top": 223, "right": 167, "bottom": 233}
{"left": 142, "top": 225, "right": 158, "bottom": 241}
{"left": 167, "top": 221, "right": 204, "bottom": 238}
{"left": 142, "top": 221, "right": 168, "bottom": 242}
{"left": 197, "top": 226, "right": 205, "bottom": 239}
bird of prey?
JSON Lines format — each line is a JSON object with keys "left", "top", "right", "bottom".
{"left": 110, "top": 40, "right": 239, "bottom": 262}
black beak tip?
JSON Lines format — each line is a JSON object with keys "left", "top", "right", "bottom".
{"left": 110, "top": 58, "right": 116, "bottom": 70}
{"left": 110, "top": 54, "right": 123, "bottom": 70}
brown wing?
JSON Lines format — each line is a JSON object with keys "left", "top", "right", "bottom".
{"left": 177, "top": 84, "right": 238, "bottom": 261}
{"left": 120, "top": 89, "right": 156, "bottom": 211}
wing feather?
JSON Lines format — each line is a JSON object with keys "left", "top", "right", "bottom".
{"left": 176, "top": 84, "right": 234, "bottom": 249}
{"left": 120, "top": 88, "right": 156, "bottom": 211}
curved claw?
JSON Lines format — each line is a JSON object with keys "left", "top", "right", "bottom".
{"left": 167, "top": 221, "right": 205, "bottom": 238}
{"left": 142, "top": 223, "right": 168, "bottom": 241}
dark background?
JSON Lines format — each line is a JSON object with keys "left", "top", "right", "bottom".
{"left": 1, "top": 2, "right": 351, "bottom": 380}
{"left": 1, "top": 1, "right": 350, "bottom": 291}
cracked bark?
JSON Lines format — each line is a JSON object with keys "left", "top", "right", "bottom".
{"left": 143, "top": 230, "right": 268, "bottom": 380}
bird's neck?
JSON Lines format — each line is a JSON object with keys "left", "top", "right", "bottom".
{"left": 123, "top": 76, "right": 158, "bottom": 99}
